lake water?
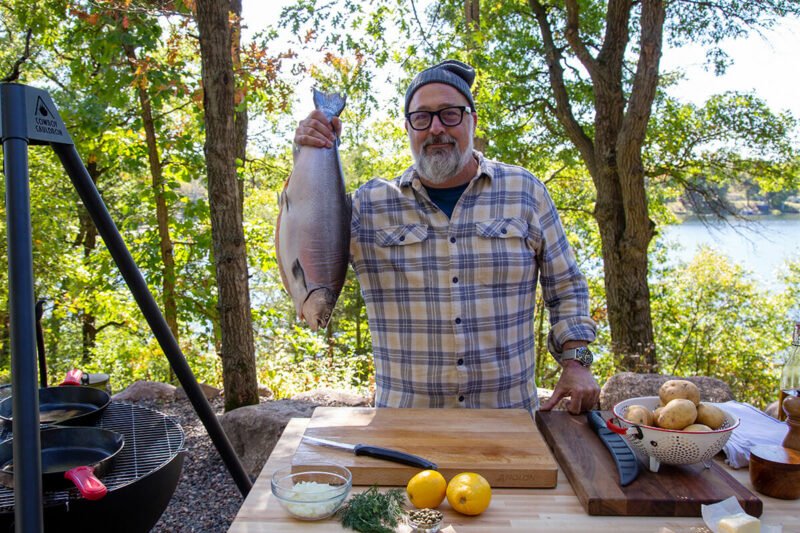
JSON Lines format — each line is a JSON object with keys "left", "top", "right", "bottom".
{"left": 659, "top": 214, "right": 800, "bottom": 290}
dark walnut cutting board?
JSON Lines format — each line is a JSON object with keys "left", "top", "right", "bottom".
{"left": 292, "top": 407, "right": 558, "bottom": 488}
{"left": 535, "top": 410, "right": 762, "bottom": 517}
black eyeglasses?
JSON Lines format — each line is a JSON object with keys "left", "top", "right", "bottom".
{"left": 405, "top": 106, "right": 471, "bottom": 131}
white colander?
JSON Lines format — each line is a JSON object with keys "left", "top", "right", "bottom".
{"left": 609, "top": 396, "right": 739, "bottom": 473}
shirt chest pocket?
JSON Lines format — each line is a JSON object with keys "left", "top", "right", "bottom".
{"left": 374, "top": 223, "right": 429, "bottom": 287}
{"left": 474, "top": 217, "right": 536, "bottom": 287}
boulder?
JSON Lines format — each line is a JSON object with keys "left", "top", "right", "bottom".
{"left": 765, "top": 400, "right": 780, "bottom": 419}
{"left": 257, "top": 383, "right": 274, "bottom": 399}
{"left": 220, "top": 400, "right": 318, "bottom": 478}
{"left": 290, "top": 388, "right": 371, "bottom": 407}
{"left": 598, "top": 372, "right": 735, "bottom": 411}
{"left": 536, "top": 387, "right": 571, "bottom": 411}
{"left": 111, "top": 380, "right": 176, "bottom": 401}
{"left": 175, "top": 383, "right": 221, "bottom": 400}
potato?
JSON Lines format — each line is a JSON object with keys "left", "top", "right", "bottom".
{"left": 657, "top": 398, "right": 697, "bottom": 430}
{"left": 696, "top": 403, "right": 726, "bottom": 430}
{"left": 652, "top": 407, "right": 664, "bottom": 427}
{"left": 683, "top": 423, "right": 713, "bottom": 432}
{"left": 624, "top": 405, "right": 654, "bottom": 426}
{"left": 659, "top": 379, "right": 700, "bottom": 406}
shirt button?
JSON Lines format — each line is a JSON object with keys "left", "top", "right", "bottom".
{"left": 457, "top": 358, "right": 464, "bottom": 366}
{"left": 452, "top": 276, "right": 458, "bottom": 283}
{"left": 399, "top": 235, "right": 405, "bottom": 241}
{"left": 450, "top": 237, "right": 456, "bottom": 243}
{"left": 455, "top": 317, "right": 461, "bottom": 324}
{"left": 501, "top": 228, "right": 507, "bottom": 234}
{"left": 458, "top": 395, "right": 465, "bottom": 402}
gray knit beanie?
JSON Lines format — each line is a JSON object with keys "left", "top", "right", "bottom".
{"left": 404, "top": 59, "right": 476, "bottom": 115}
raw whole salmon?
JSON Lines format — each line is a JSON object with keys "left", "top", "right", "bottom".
{"left": 275, "top": 89, "right": 350, "bottom": 331}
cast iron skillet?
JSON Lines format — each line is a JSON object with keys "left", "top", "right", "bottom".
{"left": 0, "top": 426, "right": 124, "bottom": 500}
{"left": 0, "top": 384, "right": 110, "bottom": 426}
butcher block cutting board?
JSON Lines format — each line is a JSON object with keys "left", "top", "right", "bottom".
{"left": 535, "top": 410, "right": 762, "bottom": 517}
{"left": 292, "top": 407, "right": 558, "bottom": 488}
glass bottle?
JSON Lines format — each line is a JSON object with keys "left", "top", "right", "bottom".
{"left": 779, "top": 321, "right": 800, "bottom": 421}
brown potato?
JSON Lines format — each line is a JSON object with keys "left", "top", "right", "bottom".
{"left": 658, "top": 398, "right": 697, "bottom": 430}
{"left": 653, "top": 407, "right": 664, "bottom": 427}
{"left": 696, "top": 403, "right": 726, "bottom": 430}
{"left": 624, "top": 405, "right": 654, "bottom": 426}
{"left": 683, "top": 423, "right": 713, "bottom": 432}
{"left": 659, "top": 379, "right": 700, "bottom": 406}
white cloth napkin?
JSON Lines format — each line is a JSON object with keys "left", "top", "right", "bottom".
{"left": 711, "top": 401, "right": 789, "bottom": 469}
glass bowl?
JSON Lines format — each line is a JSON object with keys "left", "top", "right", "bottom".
{"left": 407, "top": 508, "right": 444, "bottom": 533}
{"left": 270, "top": 463, "right": 352, "bottom": 520}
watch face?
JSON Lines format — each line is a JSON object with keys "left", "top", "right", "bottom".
{"left": 576, "top": 347, "right": 593, "bottom": 365}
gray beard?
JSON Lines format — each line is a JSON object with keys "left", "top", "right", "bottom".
{"left": 413, "top": 134, "right": 474, "bottom": 185}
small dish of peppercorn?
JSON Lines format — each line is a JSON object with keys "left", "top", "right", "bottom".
{"left": 407, "top": 508, "right": 444, "bottom": 533}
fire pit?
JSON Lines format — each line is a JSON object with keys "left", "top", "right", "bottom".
{"left": 0, "top": 402, "right": 185, "bottom": 532}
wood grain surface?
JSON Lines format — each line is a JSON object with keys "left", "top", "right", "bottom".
{"left": 292, "top": 407, "right": 558, "bottom": 487}
{"left": 534, "top": 410, "right": 763, "bottom": 516}
{"left": 229, "top": 414, "right": 800, "bottom": 533}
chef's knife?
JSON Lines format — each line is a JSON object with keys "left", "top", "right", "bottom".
{"left": 301, "top": 435, "right": 437, "bottom": 470}
{"left": 587, "top": 411, "right": 640, "bottom": 486}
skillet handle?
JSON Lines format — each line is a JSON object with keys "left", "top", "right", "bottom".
{"left": 65, "top": 466, "right": 107, "bottom": 500}
{"left": 60, "top": 369, "right": 83, "bottom": 386}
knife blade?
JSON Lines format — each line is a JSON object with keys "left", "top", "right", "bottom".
{"left": 587, "top": 411, "right": 640, "bottom": 486}
{"left": 301, "top": 435, "right": 437, "bottom": 470}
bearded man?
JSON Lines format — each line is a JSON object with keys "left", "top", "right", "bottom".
{"left": 292, "top": 59, "right": 599, "bottom": 416}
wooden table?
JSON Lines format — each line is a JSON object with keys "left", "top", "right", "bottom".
{"left": 229, "top": 417, "right": 800, "bottom": 533}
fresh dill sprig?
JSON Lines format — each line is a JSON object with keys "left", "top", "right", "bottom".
{"left": 337, "top": 484, "right": 407, "bottom": 533}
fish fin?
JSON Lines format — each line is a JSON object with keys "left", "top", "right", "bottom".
{"left": 291, "top": 258, "right": 306, "bottom": 290}
{"left": 312, "top": 88, "right": 346, "bottom": 120}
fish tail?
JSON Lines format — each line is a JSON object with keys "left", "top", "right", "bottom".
{"left": 312, "top": 88, "right": 347, "bottom": 120}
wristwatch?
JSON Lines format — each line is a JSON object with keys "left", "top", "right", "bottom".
{"left": 561, "top": 346, "right": 593, "bottom": 367}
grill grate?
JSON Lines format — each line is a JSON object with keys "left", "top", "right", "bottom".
{"left": 0, "top": 402, "right": 185, "bottom": 511}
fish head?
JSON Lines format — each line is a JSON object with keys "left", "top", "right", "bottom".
{"left": 301, "top": 288, "right": 338, "bottom": 331}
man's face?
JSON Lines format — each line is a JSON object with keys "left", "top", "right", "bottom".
{"left": 405, "top": 83, "right": 477, "bottom": 186}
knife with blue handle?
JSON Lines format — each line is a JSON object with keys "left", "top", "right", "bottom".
{"left": 587, "top": 411, "right": 640, "bottom": 486}
{"left": 301, "top": 435, "right": 438, "bottom": 470}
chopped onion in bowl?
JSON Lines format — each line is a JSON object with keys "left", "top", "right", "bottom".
{"left": 283, "top": 481, "right": 341, "bottom": 519}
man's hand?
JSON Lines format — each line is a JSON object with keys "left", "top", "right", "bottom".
{"left": 539, "top": 360, "right": 600, "bottom": 414}
{"left": 294, "top": 110, "right": 342, "bottom": 149}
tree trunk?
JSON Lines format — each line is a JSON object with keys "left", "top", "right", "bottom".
{"left": 530, "top": 0, "right": 663, "bottom": 371}
{"left": 78, "top": 161, "right": 101, "bottom": 365}
{"left": 230, "top": 0, "right": 248, "bottom": 211}
{"left": 121, "top": 42, "right": 180, "bottom": 371}
{"left": 195, "top": 0, "right": 259, "bottom": 411}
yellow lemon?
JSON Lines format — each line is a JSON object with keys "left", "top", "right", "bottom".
{"left": 406, "top": 469, "right": 447, "bottom": 509}
{"left": 446, "top": 472, "right": 492, "bottom": 516}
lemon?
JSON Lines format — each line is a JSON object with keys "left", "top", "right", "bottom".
{"left": 406, "top": 469, "right": 447, "bottom": 509}
{"left": 445, "top": 472, "right": 492, "bottom": 516}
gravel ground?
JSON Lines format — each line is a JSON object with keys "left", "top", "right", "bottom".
{"left": 135, "top": 397, "right": 243, "bottom": 533}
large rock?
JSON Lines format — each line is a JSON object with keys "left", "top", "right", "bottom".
{"left": 175, "top": 383, "right": 221, "bottom": 400}
{"left": 536, "top": 387, "right": 570, "bottom": 411}
{"left": 765, "top": 400, "right": 780, "bottom": 419}
{"left": 258, "top": 383, "right": 274, "bottom": 400}
{"left": 111, "top": 380, "right": 176, "bottom": 401}
{"left": 220, "top": 399, "right": 318, "bottom": 478}
{"left": 290, "top": 388, "right": 371, "bottom": 407}
{"left": 598, "top": 372, "right": 735, "bottom": 411}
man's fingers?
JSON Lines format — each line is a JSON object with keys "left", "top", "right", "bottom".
{"left": 540, "top": 389, "right": 565, "bottom": 411}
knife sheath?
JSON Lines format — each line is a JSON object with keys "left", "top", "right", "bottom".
{"left": 587, "top": 411, "right": 640, "bottom": 486}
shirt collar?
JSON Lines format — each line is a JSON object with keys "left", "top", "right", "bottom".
{"left": 399, "top": 150, "right": 493, "bottom": 189}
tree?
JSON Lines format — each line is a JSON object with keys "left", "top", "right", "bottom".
{"left": 194, "top": 0, "right": 259, "bottom": 410}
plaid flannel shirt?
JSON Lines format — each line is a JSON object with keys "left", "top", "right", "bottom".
{"left": 350, "top": 152, "right": 596, "bottom": 414}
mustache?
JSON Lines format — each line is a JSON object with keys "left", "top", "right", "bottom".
{"left": 422, "top": 134, "right": 457, "bottom": 149}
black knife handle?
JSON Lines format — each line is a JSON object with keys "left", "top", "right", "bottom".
{"left": 353, "top": 444, "right": 437, "bottom": 470}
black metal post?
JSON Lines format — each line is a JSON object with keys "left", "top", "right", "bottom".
{"left": 1, "top": 83, "right": 44, "bottom": 533}
{"left": 51, "top": 142, "right": 253, "bottom": 496}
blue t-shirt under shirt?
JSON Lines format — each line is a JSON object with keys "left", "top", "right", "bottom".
{"left": 423, "top": 182, "right": 470, "bottom": 218}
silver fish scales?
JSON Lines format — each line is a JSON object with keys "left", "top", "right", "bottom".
{"left": 275, "top": 89, "right": 351, "bottom": 331}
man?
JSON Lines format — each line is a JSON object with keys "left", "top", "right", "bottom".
{"left": 293, "top": 59, "right": 599, "bottom": 415}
